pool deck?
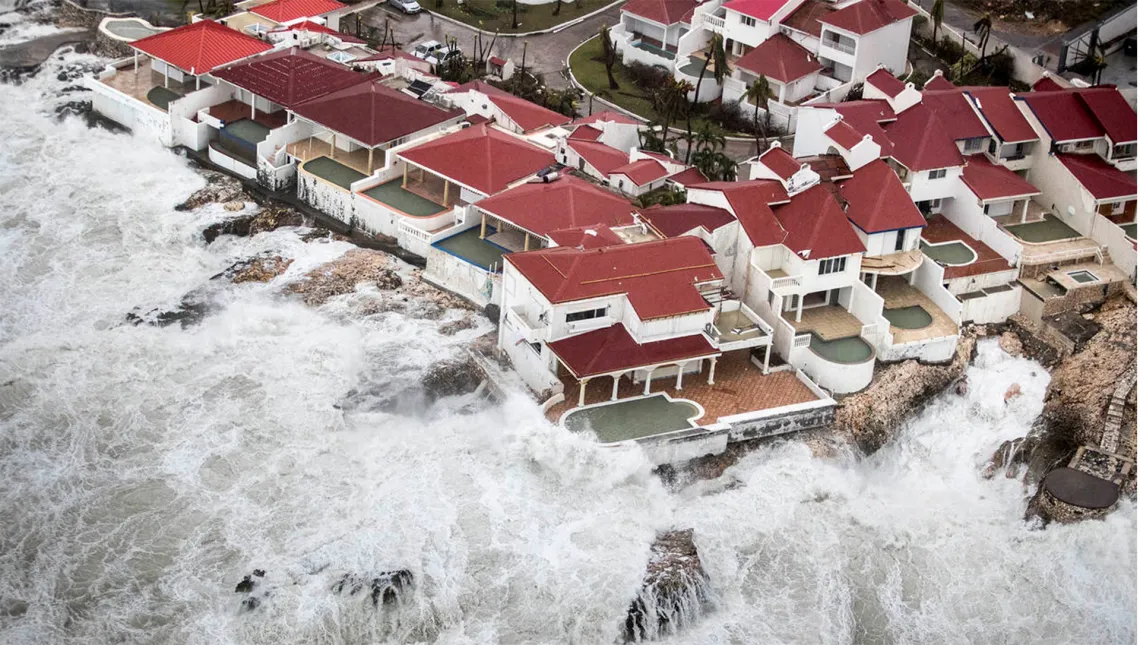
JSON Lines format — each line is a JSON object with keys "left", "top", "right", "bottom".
{"left": 785, "top": 305, "right": 863, "bottom": 341}
{"left": 288, "top": 137, "right": 373, "bottom": 175}
{"left": 208, "top": 99, "right": 287, "bottom": 130}
{"left": 922, "top": 215, "right": 1013, "bottom": 279}
{"left": 99, "top": 59, "right": 193, "bottom": 110}
{"left": 302, "top": 157, "right": 367, "bottom": 190}
{"left": 1045, "top": 261, "right": 1129, "bottom": 291}
{"left": 363, "top": 179, "right": 449, "bottom": 217}
{"left": 546, "top": 351, "right": 819, "bottom": 426}
{"left": 876, "top": 276, "right": 960, "bottom": 344}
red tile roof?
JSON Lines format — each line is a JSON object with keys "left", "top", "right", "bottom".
{"left": 130, "top": 20, "right": 271, "bottom": 75}
{"left": 923, "top": 74, "right": 956, "bottom": 91}
{"left": 773, "top": 184, "right": 865, "bottom": 258}
{"left": 475, "top": 175, "right": 636, "bottom": 237}
{"left": 1032, "top": 75, "right": 1065, "bottom": 92}
{"left": 665, "top": 167, "right": 709, "bottom": 186}
{"left": 293, "top": 80, "right": 462, "bottom": 146}
{"left": 965, "top": 87, "right": 1037, "bottom": 143}
{"left": 212, "top": 48, "right": 367, "bottom": 109}
{"left": 757, "top": 145, "right": 801, "bottom": 179}
{"left": 820, "top": 0, "right": 916, "bottom": 34}
{"left": 448, "top": 80, "right": 572, "bottom": 132}
{"left": 883, "top": 104, "right": 963, "bottom": 170}
{"left": 251, "top": 0, "right": 347, "bottom": 23}
{"left": 780, "top": 0, "right": 834, "bottom": 37}
{"left": 865, "top": 68, "right": 905, "bottom": 98}
{"left": 1017, "top": 88, "right": 1110, "bottom": 143}
{"left": 506, "top": 236, "right": 723, "bottom": 319}
{"left": 695, "top": 180, "right": 789, "bottom": 247}
{"left": 573, "top": 110, "right": 641, "bottom": 126}
{"left": 960, "top": 158, "right": 1040, "bottom": 201}
{"left": 548, "top": 324, "right": 719, "bottom": 378}
{"left": 723, "top": 0, "right": 794, "bottom": 20}
{"left": 612, "top": 159, "right": 670, "bottom": 185}
{"left": 641, "top": 203, "right": 736, "bottom": 237}
{"left": 735, "top": 34, "right": 822, "bottom": 83}
{"left": 269, "top": 19, "right": 364, "bottom": 43}
{"left": 568, "top": 139, "right": 629, "bottom": 175}
{"left": 1057, "top": 154, "right": 1138, "bottom": 201}
{"left": 398, "top": 124, "right": 554, "bottom": 195}
{"left": 825, "top": 120, "right": 865, "bottom": 149}
{"left": 621, "top": 0, "right": 699, "bottom": 24}
{"left": 489, "top": 55, "right": 507, "bottom": 66}
{"left": 921, "top": 90, "right": 991, "bottom": 140}
{"left": 819, "top": 100, "right": 896, "bottom": 151}
{"left": 547, "top": 225, "right": 626, "bottom": 249}
{"left": 1078, "top": 88, "right": 1137, "bottom": 144}
{"left": 568, "top": 125, "right": 603, "bottom": 141}
{"left": 837, "top": 159, "right": 925, "bottom": 232}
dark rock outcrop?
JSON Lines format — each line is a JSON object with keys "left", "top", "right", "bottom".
{"left": 126, "top": 290, "right": 211, "bottom": 328}
{"left": 421, "top": 356, "right": 485, "bottom": 402}
{"left": 331, "top": 570, "right": 413, "bottom": 607}
{"left": 213, "top": 255, "right": 294, "bottom": 284}
{"left": 286, "top": 249, "right": 403, "bottom": 306}
{"left": 179, "top": 171, "right": 245, "bottom": 212}
{"left": 625, "top": 529, "right": 711, "bottom": 642}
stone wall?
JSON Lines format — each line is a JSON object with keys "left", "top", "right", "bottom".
{"left": 1027, "top": 482, "right": 1115, "bottom": 524}
{"left": 727, "top": 403, "right": 835, "bottom": 443}
{"left": 56, "top": 0, "right": 132, "bottom": 29}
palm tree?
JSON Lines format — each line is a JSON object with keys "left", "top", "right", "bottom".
{"left": 744, "top": 75, "right": 771, "bottom": 155}
{"left": 684, "top": 34, "right": 728, "bottom": 163}
{"left": 973, "top": 13, "right": 993, "bottom": 62}
{"left": 654, "top": 78, "right": 691, "bottom": 136}
{"left": 693, "top": 122, "right": 725, "bottom": 154}
{"left": 640, "top": 121, "right": 668, "bottom": 153}
{"left": 692, "top": 147, "right": 719, "bottom": 179}
{"left": 552, "top": 0, "right": 561, "bottom": 16}
{"left": 599, "top": 25, "right": 620, "bottom": 90}
{"left": 931, "top": 0, "right": 944, "bottom": 42}
{"left": 714, "top": 153, "right": 737, "bottom": 181}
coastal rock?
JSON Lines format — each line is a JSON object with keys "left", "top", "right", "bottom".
{"left": 125, "top": 290, "right": 211, "bottom": 328}
{"left": 484, "top": 303, "right": 501, "bottom": 323}
{"left": 201, "top": 206, "right": 307, "bottom": 243}
{"left": 421, "top": 356, "right": 485, "bottom": 401}
{"left": 625, "top": 529, "right": 711, "bottom": 642}
{"left": 832, "top": 330, "right": 977, "bottom": 453}
{"left": 215, "top": 255, "right": 294, "bottom": 284}
{"left": 998, "top": 331, "right": 1023, "bottom": 357}
{"left": 235, "top": 576, "right": 256, "bottom": 594}
{"left": 331, "top": 570, "right": 413, "bottom": 607}
{"left": 1004, "top": 383, "right": 1022, "bottom": 402}
{"left": 223, "top": 200, "right": 244, "bottom": 212}
{"left": 286, "top": 249, "right": 403, "bottom": 306}
{"left": 178, "top": 171, "right": 244, "bottom": 212}
{"left": 438, "top": 317, "right": 477, "bottom": 336}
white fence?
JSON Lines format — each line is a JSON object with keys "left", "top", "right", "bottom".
{"left": 1093, "top": 218, "right": 1137, "bottom": 281}
{"left": 87, "top": 66, "right": 173, "bottom": 147}
{"left": 960, "top": 284, "right": 1022, "bottom": 324}
{"left": 423, "top": 242, "right": 502, "bottom": 308}
{"left": 914, "top": 256, "right": 963, "bottom": 325}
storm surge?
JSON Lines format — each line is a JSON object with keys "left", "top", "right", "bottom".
{"left": 0, "top": 36, "right": 1134, "bottom": 645}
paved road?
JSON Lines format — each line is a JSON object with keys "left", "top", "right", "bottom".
{"left": 361, "top": 5, "right": 623, "bottom": 90}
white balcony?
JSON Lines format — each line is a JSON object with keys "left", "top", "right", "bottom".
{"left": 820, "top": 38, "right": 855, "bottom": 56}
{"left": 709, "top": 300, "right": 773, "bottom": 352}
{"left": 702, "top": 13, "right": 725, "bottom": 33}
{"left": 506, "top": 306, "right": 550, "bottom": 344}
{"left": 770, "top": 273, "right": 804, "bottom": 293}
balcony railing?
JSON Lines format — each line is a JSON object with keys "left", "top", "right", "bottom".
{"left": 506, "top": 306, "right": 549, "bottom": 344}
{"left": 821, "top": 38, "right": 855, "bottom": 55}
{"left": 771, "top": 275, "right": 804, "bottom": 291}
{"left": 703, "top": 13, "right": 725, "bottom": 32}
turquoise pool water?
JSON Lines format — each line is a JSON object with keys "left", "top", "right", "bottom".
{"left": 809, "top": 334, "right": 873, "bottom": 364}
{"left": 563, "top": 394, "right": 699, "bottom": 443}
{"left": 884, "top": 305, "right": 933, "bottom": 329}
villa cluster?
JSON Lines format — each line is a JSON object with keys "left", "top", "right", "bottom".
{"left": 84, "top": 0, "right": 1136, "bottom": 461}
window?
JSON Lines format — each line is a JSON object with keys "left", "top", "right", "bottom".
{"left": 988, "top": 139, "right": 998, "bottom": 155}
{"left": 618, "top": 179, "right": 625, "bottom": 189}
{"left": 929, "top": 168, "right": 947, "bottom": 180}
{"left": 529, "top": 342, "right": 541, "bottom": 354}
{"left": 578, "top": 158, "right": 585, "bottom": 171}
{"left": 740, "top": 15, "right": 756, "bottom": 27}
{"left": 964, "top": 138, "right": 983, "bottom": 152}
{"left": 1073, "top": 140, "right": 1095, "bottom": 151}
{"left": 566, "top": 307, "right": 607, "bottom": 323}
{"left": 818, "top": 256, "right": 847, "bottom": 275}
{"left": 1112, "top": 201, "right": 1127, "bottom": 215}
{"left": 894, "top": 229, "right": 906, "bottom": 251}
{"left": 1113, "top": 143, "right": 1137, "bottom": 159}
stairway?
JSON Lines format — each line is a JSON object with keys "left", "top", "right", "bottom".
{"left": 1100, "top": 365, "right": 1136, "bottom": 455}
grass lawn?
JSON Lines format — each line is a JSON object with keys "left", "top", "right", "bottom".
{"left": 429, "top": 0, "right": 612, "bottom": 34}
{"left": 570, "top": 35, "right": 718, "bottom": 132}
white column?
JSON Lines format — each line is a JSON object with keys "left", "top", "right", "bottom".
{"left": 578, "top": 378, "right": 589, "bottom": 407}
{"left": 706, "top": 357, "right": 717, "bottom": 385}
{"left": 1022, "top": 199, "right": 1029, "bottom": 223}
{"left": 611, "top": 374, "right": 621, "bottom": 401}
{"left": 250, "top": 99, "right": 255, "bottom": 119}
{"left": 163, "top": 65, "right": 169, "bottom": 88}
{"left": 196, "top": 75, "right": 201, "bottom": 90}
{"left": 871, "top": 272, "right": 879, "bottom": 292}
{"left": 133, "top": 51, "right": 138, "bottom": 72}
{"left": 675, "top": 363, "right": 685, "bottom": 391}
{"left": 643, "top": 367, "right": 654, "bottom": 395}
{"left": 796, "top": 295, "right": 804, "bottom": 323}
{"left": 763, "top": 343, "right": 772, "bottom": 374}
{"left": 909, "top": 270, "right": 917, "bottom": 285}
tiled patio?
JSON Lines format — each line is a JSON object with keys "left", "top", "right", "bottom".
{"left": 207, "top": 99, "right": 287, "bottom": 129}
{"left": 545, "top": 351, "right": 820, "bottom": 426}
{"left": 99, "top": 59, "right": 194, "bottom": 108}
{"left": 876, "top": 276, "right": 960, "bottom": 343}
{"left": 784, "top": 305, "right": 863, "bottom": 341}
{"left": 923, "top": 215, "right": 1014, "bottom": 279}
{"left": 287, "top": 137, "right": 374, "bottom": 174}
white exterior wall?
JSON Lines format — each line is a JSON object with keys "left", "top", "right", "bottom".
{"left": 850, "top": 19, "right": 911, "bottom": 78}
{"left": 858, "top": 227, "right": 921, "bottom": 256}
{"left": 609, "top": 173, "right": 667, "bottom": 196}
{"left": 624, "top": 309, "right": 714, "bottom": 343}
{"left": 423, "top": 245, "right": 502, "bottom": 308}
{"left": 907, "top": 165, "right": 964, "bottom": 202}
{"left": 598, "top": 122, "right": 643, "bottom": 152}
{"left": 88, "top": 75, "right": 174, "bottom": 147}
{"left": 959, "top": 283, "right": 1022, "bottom": 324}
{"left": 722, "top": 10, "right": 768, "bottom": 48}
{"left": 168, "top": 83, "right": 234, "bottom": 150}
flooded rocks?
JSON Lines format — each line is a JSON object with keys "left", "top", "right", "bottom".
{"left": 421, "top": 356, "right": 485, "bottom": 402}
{"left": 331, "top": 570, "right": 413, "bottom": 607}
{"left": 234, "top": 569, "right": 268, "bottom": 612}
{"left": 438, "top": 317, "right": 477, "bottom": 336}
{"left": 178, "top": 171, "right": 245, "bottom": 213}
{"left": 286, "top": 249, "right": 402, "bottom": 306}
{"left": 998, "top": 331, "right": 1023, "bottom": 357}
{"left": 625, "top": 529, "right": 712, "bottom": 642}
{"left": 214, "top": 255, "right": 294, "bottom": 284}
{"left": 125, "top": 290, "right": 211, "bottom": 328}
{"left": 201, "top": 205, "right": 307, "bottom": 243}
{"left": 1004, "top": 383, "right": 1022, "bottom": 403}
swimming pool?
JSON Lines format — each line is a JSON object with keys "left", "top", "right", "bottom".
{"left": 884, "top": 305, "right": 933, "bottom": 329}
{"left": 808, "top": 334, "right": 873, "bottom": 364}
{"left": 921, "top": 240, "right": 977, "bottom": 265}
{"left": 1004, "top": 215, "right": 1081, "bottom": 243}
{"left": 1120, "top": 223, "right": 1136, "bottom": 240}
{"left": 561, "top": 394, "right": 701, "bottom": 443}
{"left": 1067, "top": 270, "right": 1098, "bottom": 284}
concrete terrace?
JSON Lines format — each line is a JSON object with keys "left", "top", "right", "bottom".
{"left": 922, "top": 215, "right": 1013, "bottom": 279}
{"left": 876, "top": 276, "right": 960, "bottom": 344}
{"left": 289, "top": 137, "right": 373, "bottom": 175}
{"left": 100, "top": 59, "right": 193, "bottom": 109}
{"left": 546, "top": 351, "right": 819, "bottom": 426}
{"left": 785, "top": 305, "right": 862, "bottom": 341}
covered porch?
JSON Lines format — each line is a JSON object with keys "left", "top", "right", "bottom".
{"left": 99, "top": 57, "right": 196, "bottom": 111}
{"left": 858, "top": 249, "right": 923, "bottom": 291}
{"left": 475, "top": 211, "right": 545, "bottom": 253}
{"left": 993, "top": 198, "right": 1049, "bottom": 226}
{"left": 287, "top": 135, "right": 376, "bottom": 175}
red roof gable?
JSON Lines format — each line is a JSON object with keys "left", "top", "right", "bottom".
{"left": 695, "top": 180, "right": 790, "bottom": 247}
{"left": 883, "top": 104, "right": 963, "bottom": 171}
{"left": 1032, "top": 76, "right": 1065, "bottom": 92}
{"left": 269, "top": 20, "right": 364, "bottom": 43}
{"left": 825, "top": 120, "right": 865, "bottom": 149}
{"left": 507, "top": 236, "right": 723, "bottom": 319}
{"left": 475, "top": 175, "right": 636, "bottom": 237}
{"left": 666, "top": 167, "right": 710, "bottom": 186}
{"left": 735, "top": 34, "right": 822, "bottom": 83}
{"left": 773, "top": 184, "right": 865, "bottom": 258}
{"left": 965, "top": 87, "right": 1037, "bottom": 143}
{"left": 212, "top": 48, "right": 368, "bottom": 109}
{"left": 546, "top": 225, "right": 626, "bottom": 249}
{"left": 724, "top": 0, "right": 794, "bottom": 21}
{"left": 130, "top": 20, "right": 271, "bottom": 75}
{"left": 568, "top": 139, "right": 629, "bottom": 176}
{"left": 921, "top": 90, "right": 991, "bottom": 140}
{"left": 838, "top": 159, "right": 925, "bottom": 232}
{"left": 449, "top": 80, "right": 572, "bottom": 132}
{"left": 865, "top": 68, "right": 905, "bottom": 98}
{"left": 568, "top": 125, "right": 603, "bottom": 141}
{"left": 960, "top": 158, "right": 1040, "bottom": 201}
{"left": 758, "top": 145, "right": 802, "bottom": 179}
{"left": 821, "top": 100, "right": 896, "bottom": 152}
{"left": 613, "top": 159, "right": 669, "bottom": 185}
{"left": 574, "top": 110, "right": 641, "bottom": 126}
{"left": 293, "top": 80, "right": 462, "bottom": 146}
{"left": 1017, "top": 89, "right": 1107, "bottom": 142}
{"left": 1057, "top": 154, "right": 1138, "bottom": 201}
{"left": 1078, "top": 88, "right": 1137, "bottom": 144}
{"left": 251, "top": 0, "right": 347, "bottom": 23}
{"left": 623, "top": 0, "right": 703, "bottom": 24}
{"left": 641, "top": 203, "right": 736, "bottom": 237}
{"left": 780, "top": 0, "right": 834, "bottom": 37}
{"left": 923, "top": 74, "right": 956, "bottom": 91}
{"left": 548, "top": 324, "right": 719, "bottom": 378}
{"left": 399, "top": 124, "right": 554, "bottom": 195}
{"left": 820, "top": 0, "right": 916, "bottom": 34}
